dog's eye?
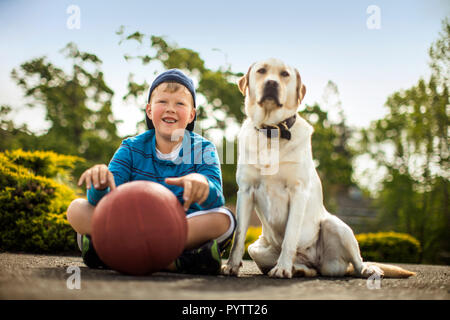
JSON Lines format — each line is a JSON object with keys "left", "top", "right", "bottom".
{"left": 280, "top": 71, "right": 290, "bottom": 77}
{"left": 257, "top": 68, "right": 266, "bottom": 74}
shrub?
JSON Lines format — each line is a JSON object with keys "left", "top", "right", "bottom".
{"left": 223, "top": 227, "right": 421, "bottom": 264}
{"left": 0, "top": 150, "right": 81, "bottom": 253}
{"left": 356, "top": 231, "right": 421, "bottom": 263}
{"left": 3, "top": 149, "right": 82, "bottom": 181}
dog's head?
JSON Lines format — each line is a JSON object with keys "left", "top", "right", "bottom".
{"left": 238, "top": 58, "right": 306, "bottom": 125}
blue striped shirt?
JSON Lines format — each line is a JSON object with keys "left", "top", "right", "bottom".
{"left": 87, "top": 129, "right": 225, "bottom": 214}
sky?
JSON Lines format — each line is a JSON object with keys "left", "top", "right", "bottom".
{"left": 0, "top": 0, "right": 449, "bottom": 137}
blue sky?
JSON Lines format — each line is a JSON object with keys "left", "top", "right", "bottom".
{"left": 1, "top": 0, "right": 448, "bottom": 136}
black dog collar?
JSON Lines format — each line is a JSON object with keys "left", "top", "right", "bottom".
{"left": 255, "top": 114, "right": 297, "bottom": 140}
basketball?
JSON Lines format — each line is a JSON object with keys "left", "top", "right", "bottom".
{"left": 91, "top": 180, "right": 187, "bottom": 275}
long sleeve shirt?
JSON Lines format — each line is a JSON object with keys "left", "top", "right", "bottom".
{"left": 87, "top": 129, "right": 225, "bottom": 214}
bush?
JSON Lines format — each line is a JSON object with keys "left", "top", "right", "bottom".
{"left": 0, "top": 149, "right": 81, "bottom": 253}
{"left": 223, "top": 227, "right": 421, "bottom": 264}
{"left": 356, "top": 231, "right": 421, "bottom": 263}
{"left": 3, "top": 149, "right": 82, "bottom": 181}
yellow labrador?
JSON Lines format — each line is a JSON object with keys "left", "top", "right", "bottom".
{"left": 223, "top": 58, "right": 415, "bottom": 279}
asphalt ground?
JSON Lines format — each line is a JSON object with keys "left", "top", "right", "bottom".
{"left": 0, "top": 252, "right": 449, "bottom": 300}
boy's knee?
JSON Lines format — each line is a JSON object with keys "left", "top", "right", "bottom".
{"left": 215, "top": 212, "right": 232, "bottom": 235}
{"left": 66, "top": 198, "right": 91, "bottom": 225}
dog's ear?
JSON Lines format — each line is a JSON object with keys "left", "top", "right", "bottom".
{"left": 238, "top": 75, "right": 248, "bottom": 96}
{"left": 238, "top": 63, "right": 254, "bottom": 96}
{"left": 296, "top": 69, "right": 306, "bottom": 104}
{"left": 299, "top": 84, "right": 306, "bottom": 104}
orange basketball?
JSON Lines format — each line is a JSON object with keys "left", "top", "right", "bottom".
{"left": 91, "top": 181, "right": 187, "bottom": 275}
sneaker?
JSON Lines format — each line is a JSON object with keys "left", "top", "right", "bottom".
{"left": 175, "top": 240, "right": 221, "bottom": 275}
{"left": 79, "top": 234, "right": 110, "bottom": 269}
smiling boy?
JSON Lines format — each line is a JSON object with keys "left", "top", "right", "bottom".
{"left": 67, "top": 69, "right": 236, "bottom": 275}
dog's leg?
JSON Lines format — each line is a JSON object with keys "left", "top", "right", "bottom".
{"left": 248, "top": 236, "right": 279, "bottom": 274}
{"left": 336, "top": 220, "right": 384, "bottom": 278}
{"left": 317, "top": 216, "right": 352, "bottom": 277}
{"left": 222, "top": 186, "right": 255, "bottom": 276}
{"left": 318, "top": 216, "right": 384, "bottom": 278}
{"left": 336, "top": 217, "right": 413, "bottom": 278}
{"left": 268, "top": 182, "right": 309, "bottom": 278}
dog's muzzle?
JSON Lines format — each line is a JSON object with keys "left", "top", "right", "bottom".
{"left": 258, "top": 80, "right": 282, "bottom": 107}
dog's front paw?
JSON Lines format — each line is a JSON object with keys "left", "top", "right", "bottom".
{"left": 222, "top": 261, "right": 242, "bottom": 276}
{"left": 268, "top": 265, "right": 292, "bottom": 278}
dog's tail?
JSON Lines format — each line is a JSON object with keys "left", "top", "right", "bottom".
{"left": 347, "top": 262, "right": 416, "bottom": 278}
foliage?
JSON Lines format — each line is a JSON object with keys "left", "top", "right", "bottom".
{"left": 216, "top": 138, "right": 238, "bottom": 206}
{"left": 301, "top": 103, "right": 354, "bottom": 211}
{"left": 3, "top": 149, "right": 82, "bottom": 181}
{"left": 359, "top": 20, "right": 449, "bottom": 264}
{"left": 0, "top": 150, "right": 79, "bottom": 253}
{"left": 0, "top": 105, "right": 40, "bottom": 151}
{"left": 3, "top": 43, "right": 122, "bottom": 177}
{"left": 356, "top": 232, "right": 421, "bottom": 263}
{"left": 429, "top": 18, "right": 449, "bottom": 88}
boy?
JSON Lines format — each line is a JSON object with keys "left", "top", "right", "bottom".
{"left": 67, "top": 69, "right": 236, "bottom": 275}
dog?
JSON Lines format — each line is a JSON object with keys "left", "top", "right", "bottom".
{"left": 222, "top": 58, "right": 415, "bottom": 279}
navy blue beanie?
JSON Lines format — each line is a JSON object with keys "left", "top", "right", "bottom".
{"left": 146, "top": 69, "right": 196, "bottom": 131}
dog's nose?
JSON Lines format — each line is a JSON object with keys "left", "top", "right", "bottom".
{"left": 265, "top": 80, "right": 279, "bottom": 89}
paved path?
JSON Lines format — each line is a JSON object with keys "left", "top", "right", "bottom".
{"left": 0, "top": 252, "right": 448, "bottom": 300}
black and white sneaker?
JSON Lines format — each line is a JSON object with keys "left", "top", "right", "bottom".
{"left": 79, "top": 233, "right": 109, "bottom": 269}
{"left": 174, "top": 240, "right": 222, "bottom": 275}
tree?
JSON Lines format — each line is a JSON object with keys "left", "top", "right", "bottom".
{"left": 429, "top": 19, "right": 450, "bottom": 89}
{"left": 0, "top": 105, "right": 39, "bottom": 151}
{"left": 116, "top": 27, "right": 245, "bottom": 135}
{"left": 301, "top": 102, "right": 355, "bottom": 212}
{"left": 359, "top": 20, "right": 449, "bottom": 263}
{"left": 6, "top": 43, "right": 122, "bottom": 177}
{"left": 301, "top": 81, "right": 355, "bottom": 212}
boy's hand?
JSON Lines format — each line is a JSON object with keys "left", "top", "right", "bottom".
{"left": 165, "top": 173, "right": 209, "bottom": 211}
{"left": 78, "top": 164, "right": 116, "bottom": 191}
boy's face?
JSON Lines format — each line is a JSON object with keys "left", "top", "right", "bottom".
{"left": 146, "top": 83, "right": 195, "bottom": 142}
